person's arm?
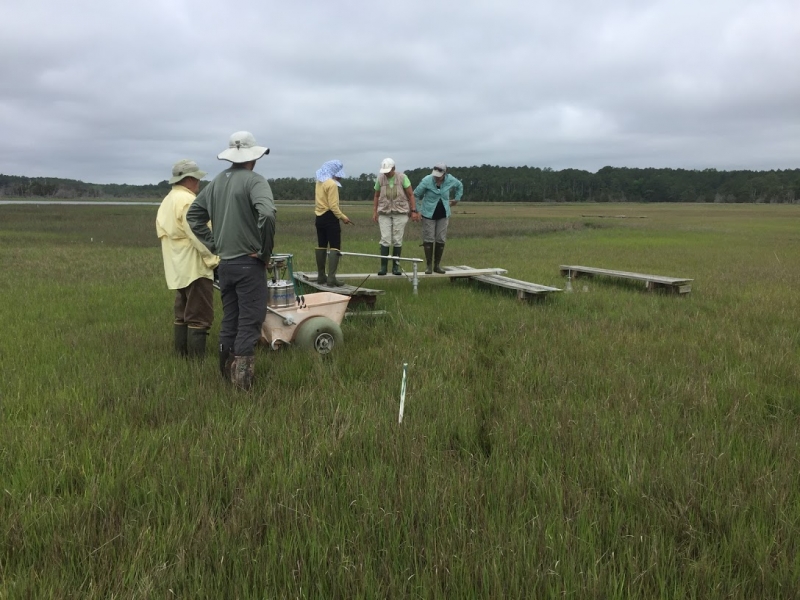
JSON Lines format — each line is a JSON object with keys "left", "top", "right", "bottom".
{"left": 413, "top": 179, "right": 428, "bottom": 217}
{"left": 403, "top": 176, "right": 420, "bottom": 221}
{"left": 181, "top": 202, "right": 219, "bottom": 269}
{"left": 186, "top": 185, "right": 216, "bottom": 254}
{"left": 250, "top": 178, "right": 277, "bottom": 262}
{"left": 373, "top": 180, "right": 380, "bottom": 222}
{"left": 449, "top": 176, "right": 464, "bottom": 206}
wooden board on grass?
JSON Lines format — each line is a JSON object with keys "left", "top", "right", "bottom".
{"left": 559, "top": 265, "right": 693, "bottom": 294}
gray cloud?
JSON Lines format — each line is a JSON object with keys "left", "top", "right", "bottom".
{"left": 1, "top": 0, "right": 798, "bottom": 184}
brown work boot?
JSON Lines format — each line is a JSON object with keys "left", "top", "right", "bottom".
{"left": 219, "top": 343, "right": 234, "bottom": 380}
{"left": 231, "top": 355, "right": 256, "bottom": 390}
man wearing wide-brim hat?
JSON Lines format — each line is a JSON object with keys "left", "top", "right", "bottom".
{"left": 187, "top": 131, "right": 276, "bottom": 390}
{"left": 156, "top": 159, "right": 220, "bottom": 358}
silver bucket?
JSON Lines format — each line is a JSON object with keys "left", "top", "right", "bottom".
{"left": 267, "top": 280, "right": 296, "bottom": 308}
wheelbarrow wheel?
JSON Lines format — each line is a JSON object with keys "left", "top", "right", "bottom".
{"left": 294, "top": 317, "right": 343, "bottom": 355}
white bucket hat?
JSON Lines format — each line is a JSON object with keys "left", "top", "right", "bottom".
{"left": 169, "top": 159, "right": 206, "bottom": 185}
{"left": 379, "top": 157, "right": 395, "bottom": 174}
{"left": 217, "top": 131, "right": 270, "bottom": 163}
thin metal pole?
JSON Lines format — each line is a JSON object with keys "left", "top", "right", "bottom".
{"left": 412, "top": 263, "right": 418, "bottom": 295}
{"left": 334, "top": 250, "right": 423, "bottom": 264}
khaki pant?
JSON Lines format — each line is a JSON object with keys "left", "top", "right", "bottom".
{"left": 378, "top": 213, "right": 410, "bottom": 247}
{"left": 421, "top": 217, "right": 449, "bottom": 244}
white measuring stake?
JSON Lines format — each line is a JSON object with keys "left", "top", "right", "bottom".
{"left": 398, "top": 362, "right": 408, "bottom": 424}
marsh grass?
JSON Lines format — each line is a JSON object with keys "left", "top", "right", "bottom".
{"left": 1, "top": 202, "right": 799, "bottom": 598}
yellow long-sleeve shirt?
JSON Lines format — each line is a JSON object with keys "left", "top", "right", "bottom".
{"left": 314, "top": 178, "right": 348, "bottom": 220}
{"left": 156, "top": 185, "right": 220, "bottom": 290}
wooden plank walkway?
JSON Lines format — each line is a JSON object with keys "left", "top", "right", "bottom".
{"left": 445, "top": 266, "right": 561, "bottom": 300}
{"left": 559, "top": 265, "right": 693, "bottom": 294}
{"left": 294, "top": 272, "right": 385, "bottom": 308}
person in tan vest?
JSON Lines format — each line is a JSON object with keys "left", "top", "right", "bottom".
{"left": 372, "top": 158, "right": 420, "bottom": 275}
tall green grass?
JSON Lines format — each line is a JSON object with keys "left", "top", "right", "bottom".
{"left": 1, "top": 202, "right": 799, "bottom": 598}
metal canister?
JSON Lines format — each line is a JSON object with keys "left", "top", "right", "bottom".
{"left": 267, "top": 280, "right": 296, "bottom": 308}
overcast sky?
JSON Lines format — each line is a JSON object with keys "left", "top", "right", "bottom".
{"left": 1, "top": 0, "right": 799, "bottom": 185}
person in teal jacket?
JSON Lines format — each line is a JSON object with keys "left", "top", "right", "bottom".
{"left": 413, "top": 163, "right": 463, "bottom": 274}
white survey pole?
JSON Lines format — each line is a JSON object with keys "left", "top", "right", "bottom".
{"left": 398, "top": 362, "right": 408, "bottom": 423}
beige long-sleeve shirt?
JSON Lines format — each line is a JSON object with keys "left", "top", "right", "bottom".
{"left": 156, "top": 184, "right": 219, "bottom": 290}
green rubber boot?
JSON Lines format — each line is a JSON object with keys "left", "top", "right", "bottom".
{"left": 174, "top": 323, "right": 188, "bottom": 356}
{"left": 391, "top": 246, "right": 403, "bottom": 275}
{"left": 423, "top": 243, "right": 433, "bottom": 275}
{"left": 315, "top": 248, "right": 327, "bottom": 284}
{"left": 327, "top": 250, "right": 344, "bottom": 287}
{"left": 377, "top": 245, "right": 389, "bottom": 276}
{"left": 187, "top": 327, "right": 209, "bottom": 359}
{"left": 434, "top": 243, "right": 446, "bottom": 274}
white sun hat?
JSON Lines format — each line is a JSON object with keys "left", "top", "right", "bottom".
{"left": 217, "top": 131, "right": 270, "bottom": 163}
{"left": 379, "top": 158, "right": 396, "bottom": 174}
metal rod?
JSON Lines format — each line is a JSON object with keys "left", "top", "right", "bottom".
{"left": 265, "top": 305, "right": 294, "bottom": 325}
{"left": 332, "top": 250, "right": 423, "bottom": 263}
{"left": 412, "top": 263, "right": 418, "bottom": 295}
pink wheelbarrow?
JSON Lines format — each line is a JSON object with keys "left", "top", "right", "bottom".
{"left": 260, "top": 291, "right": 350, "bottom": 354}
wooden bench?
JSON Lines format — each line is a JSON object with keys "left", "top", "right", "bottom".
{"left": 445, "top": 266, "right": 561, "bottom": 300}
{"left": 559, "top": 265, "right": 693, "bottom": 294}
{"left": 293, "top": 272, "right": 385, "bottom": 309}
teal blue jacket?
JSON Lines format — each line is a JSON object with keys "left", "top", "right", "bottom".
{"left": 413, "top": 174, "right": 463, "bottom": 219}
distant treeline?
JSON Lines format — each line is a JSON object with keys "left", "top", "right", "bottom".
{"left": 2, "top": 165, "right": 799, "bottom": 203}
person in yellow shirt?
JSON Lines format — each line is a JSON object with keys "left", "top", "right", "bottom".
{"left": 156, "top": 159, "right": 220, "bottom": 358}
{"left": 314, "top": 160, "right": 352, "bottom": 287}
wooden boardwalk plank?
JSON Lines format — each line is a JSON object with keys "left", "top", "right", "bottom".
{"left": 559, "top": 265, "right": 693, "bottom": 293}
{"left": 446, "top": 266, "right": 561, "bottom": 300}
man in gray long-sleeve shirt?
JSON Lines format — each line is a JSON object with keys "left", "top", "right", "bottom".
{"left": 187, "top": 131, "right": 276, "bottom": 390}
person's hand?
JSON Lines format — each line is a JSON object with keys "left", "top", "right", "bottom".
{"left": 343, "top": 217, "right": 354, "bottom": 225}
{"left": 372, "top": 211, "right": 378, "bottom": 223}
{"left": 449, "top": 200, "right": 457, "bottom": 207}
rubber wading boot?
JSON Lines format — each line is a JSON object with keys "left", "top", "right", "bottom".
{"left": 391, "top": 246, "right": 403, "bottom": 275}
{"left": 174, "top": 323, "right": 188, "bottom": 356}
{"left": 433, "top": 242, "right": 446, "bottom": 274}
{"left": 315, "top": 248, "right": 327, "bottom": 284}
{"left": 187, "top": 327, "right": 209, "bottom": 359}
{"left": 327, "top": 250, "right": 344, "bottom": 287}
{"left": 219, "top": 343, "right": 234, "bottom": 380}
{"left": 231, "top": 355, "right": 256, "bottom": 390}
{"left": 377, "top": 245, "right": 390, "bottom": 276}
{"left": 423, "top": 242, "right": 434, "bottom": 275}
